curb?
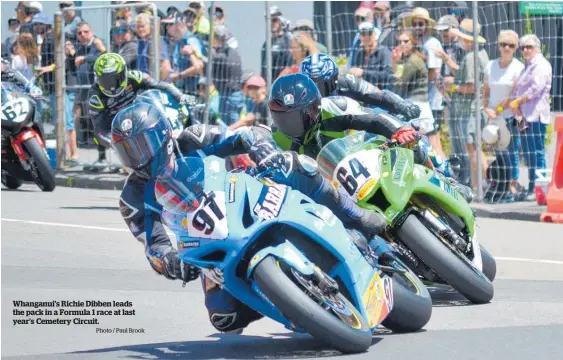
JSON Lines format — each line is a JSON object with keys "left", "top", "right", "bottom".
{"left": 55, "top": 173, "right": 126, "bottom": 191}
{"left": 473, "top": 207, "right": 541, "bottom": 222}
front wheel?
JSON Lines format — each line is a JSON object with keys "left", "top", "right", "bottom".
{"left": 395, "top": 215, "right": 494, "bottom": 304}
{"left": 480, "top": 245, "right": 496, "bottom": 282}
{"left": 380, "top": 254, "right": 432, "bottom": 333}
{"left": 23, "top": 137, "right": 56, "bottom": 192}
{"left": 253, "top": 256, "right": 372, "bottom": 354}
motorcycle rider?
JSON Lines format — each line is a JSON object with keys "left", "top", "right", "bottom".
{"left": 111, "top": 102, "right": 385, "bottom": 334}
{"left": 86, "top": 52, "right": 197, "bottom": 172}
{"left": 299, "top": 53, "right": 421, "bottom": 120}
{"left": 270, "top": 73, "right": 474, "bottom": 203}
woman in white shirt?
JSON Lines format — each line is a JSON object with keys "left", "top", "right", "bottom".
{"left": 483, "top": 30, "right": 525, "bottom": 201}
{"left": 10, "top": 33, "right": 39, "bottom": 81}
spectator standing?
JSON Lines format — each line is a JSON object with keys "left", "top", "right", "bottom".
{"left": 447, "top": 1, "right": 469, "bottom": 23}
{"left": 211, "top": 24, "right": 244, "bottom": 126}
{"left": 483, "top": 30, "right": 524, "bottom": 199}
{"left": 373, "top": 1, "right": 397, "bottom": 50}
{"left": 16, "top": 2, "right": 41, "bottom": 36}
{"left": 349, "top": 22, "right": 394, "bottom": 90}
{"left": 261, "top": 6, "right": 293, "bottom": 81}
{"left": 434, "top": 15, "right": 463, "bottom": 78}
{"left": 136, "top": 13, "right": 170, "bottom": 81}
{"left": 230, "top": 75, "right": 270, "bottom": 129}
{"left": 406, "top": 7, "right": 444, "bottom": 158}
{"left": 111, "top": 20, "right": 138, "bottom": 69}
{"left": 392, "top": 30, "right": 434, "bottom": 133}
{"left": 60, "top": 1, "right": 81, "bottom": 45}
{"left": 213, "top": 5, "right": 238, "bottom": 49}
{"left": 444, "top": 19, "right": 489, "bottom": 190}
{"left": 3, "top": 17, "right": 20, "bottom": 58}
{"left": 188, "top": 1, "right": 211, "bottom": 47}
{"left": 348, "top": 6, "right": 374, "bottom": 67}
{"left": 291, "top": 20, "right": 327, "bottom": 54}
{"left": 165, "top": 9, "right": 204, "bottom": 96}
{"left": 11, "top": 33, "right": 39, "bottom": 80}
{"left": 277, "top": 30, "right": 319, "bottom": 78}
{"left": 510, "top": 34, "right": 553, "bottom": 200}
{"left": 67, "top": 21, "right": 106, "bottom": 147}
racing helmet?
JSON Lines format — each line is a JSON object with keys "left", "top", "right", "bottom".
{"left": 111, "top": 102, "right": 174, "bottom": 179}
{"left": 94, "top": 53, "right": 128, "bottom": 97}
{"left": 268, "top": 73, "right": 322, "bottom": 141}
{"left": 299, "top": 53, "right": 338, "bottom": 97}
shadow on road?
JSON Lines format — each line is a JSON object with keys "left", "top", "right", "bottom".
{"left": 1, "top": 187, "right": 34, "bottom": 192}
{"left": 71, "top": 333, "right": 384, "bottom": 359}
{"left": 428, "top": 285, "right": 472, "bottom": 307}
{"left": 60, "top": 206, "right": 120, "bottom": 211}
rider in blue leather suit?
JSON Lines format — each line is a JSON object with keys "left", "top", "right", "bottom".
{"left": 111, "top": 102, "right": 385, "bottom": 334}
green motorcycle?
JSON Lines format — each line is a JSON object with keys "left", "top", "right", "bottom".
{"left": 316, "top": 131, "right": 496, "bottom": 304}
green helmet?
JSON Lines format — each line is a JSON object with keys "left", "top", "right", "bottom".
{"left": 94, "top": 53, "right": 127, "bottom": 97}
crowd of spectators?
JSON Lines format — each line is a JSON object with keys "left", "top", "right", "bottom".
{"left": 0, "top": 1, "right": 554, "bottom": 203}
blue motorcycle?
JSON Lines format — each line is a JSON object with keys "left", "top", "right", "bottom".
{"left": 156, "top": 155, "right": 432, "bottom": 353}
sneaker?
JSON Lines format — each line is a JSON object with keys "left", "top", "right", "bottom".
{"left": 64, "top": 158, "right": 81, "bottom": 168}
{"left": 83, "top": 159, "right": 108, "bottom": 173}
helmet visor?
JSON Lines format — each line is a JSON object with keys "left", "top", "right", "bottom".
{"left": 271, "top": 106, "right": 318, "bottom": 139}
{"left": 112, "top": 126, "right": 171, "bottom": 169}
{"left": 98, "top": 70, "right": 127, "bottom": 96}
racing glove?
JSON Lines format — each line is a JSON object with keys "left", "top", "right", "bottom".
{"left": 391, "top": 126, "right": 419, "bottom": 145}
{"left": 248, "top": 139, "right": 288, "bottom": 174}
{"left": 162, "top": 252, "right": 200, "bottom": 283}
{"left": 381, "top": 90, "right": 421, "bottom": 120}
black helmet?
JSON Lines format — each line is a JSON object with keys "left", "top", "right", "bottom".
{"left": 268, "top": 73, "right": 322, "bottom": 141}
{"left": 111, "top": 102, "right": 174, "bottom": 179}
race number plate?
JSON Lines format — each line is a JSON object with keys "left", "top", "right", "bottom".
{"left": 185, "top": 191, "right": 229, "bottom": 240}
{"left": 332, "top": 149, "right": 381, "bottom": 202}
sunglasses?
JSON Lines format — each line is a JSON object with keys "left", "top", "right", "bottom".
{"left": 60, "top": 4, "right": 72, "bottom": 9}
{"left": 215, "top": 10, "right": 224, "bottom": 18}
{"left": 448, "top": 9, "right": 463, "bottom": 15}
{"left": 412, "top": 21, "right": 426, "bottom": 28}
{"left": 374, "top": 7, "right": 388, "bottom": 12}
{"left": 77, "top": 30, "right": 90, "bottom": 35}
{"left": 113, "top": 29, "right": 127, "bottom": 35}
{"left": 360, "top": 30, "right": 373, "bottom": 36}
{"left": 355, "top": 16, "right": 366, "bottom": 22}
{"left": 399, "top": 39, "right": 410, "bottom": 44}
{"left": 520, "top": 45, "right": 535, "bottom": 50}
{"left": 499, "top": 42, "right": 516, "bottom": 49}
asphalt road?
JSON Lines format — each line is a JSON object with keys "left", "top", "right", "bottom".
{"left": 2, "top": 185, "right": 563, "bottom": 360}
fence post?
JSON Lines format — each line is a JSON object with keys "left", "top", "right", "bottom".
{"left": 204, "top": 1, "right": 215, "bottom": 125}
{"left": 151, "top": 3, "right": 160, "bottom": 81}
{"left": 54, "top": 12, "right": 65, "bottom": 170}
{"left": 473, "top": 0, "right": 484, "bottom": 200}
{"left": 325, "top": 1, "right": 333, "bottom": 56}
{"left": 265, "top": 1, "right": 273, "bottom": 90}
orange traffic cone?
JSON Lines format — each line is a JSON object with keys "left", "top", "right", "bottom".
{"left": 541, "top": 115, "right": 563, "bottom": 223}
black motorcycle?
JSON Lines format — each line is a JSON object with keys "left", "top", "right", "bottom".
{"left": 1, "top": 75, "right": 56, "bottom": 192}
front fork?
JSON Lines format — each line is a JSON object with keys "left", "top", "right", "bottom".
{"left": 10, "top": 128, "right": 45, "bottom": 169}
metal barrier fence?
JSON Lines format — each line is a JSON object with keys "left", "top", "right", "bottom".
{"left": 53, "top": 2, "right": 160, "bottom": 169}
{"left": 33, "top": 1, "right": 560, "bottom": 204}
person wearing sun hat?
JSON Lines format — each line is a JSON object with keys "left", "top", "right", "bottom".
{"left": 405, "top": 7, "right": 446, "bottom": 158}
{"left": 443, "top": 18, "right": 489, "bottom": 190}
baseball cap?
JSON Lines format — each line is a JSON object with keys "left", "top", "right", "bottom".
{"left": 8, "top": 17, "right": 20, "bottom": 26}
{"left": 292, "top": 19, "right": 314, "bottom": 32}
{"left": 161, "top": 10, "right": 182, "bottom": 24}
{"left": 435, "top": 15, "right": 459, "bottom": 31}
{"left": 31, "top": 13, "right": 52, "bottom": 26}
{"left": 214, "top": 24, "right": 229, "bottom": 40}
{"left": 29, "top": 1, "right": 42, "bottom": 12}
{"left": 112, "top": 19, "right": 130, "bottom": 31}
{"left": 246, "top": 75, "right": 266, "bottom": 88}
{"left": 60, "top": 1, "right": 74, "bottom": 6}
{"left": 358, "top": 21, "right": 381, "bottom": 40}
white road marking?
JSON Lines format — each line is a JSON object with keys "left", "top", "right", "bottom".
{"left": 3, "top": 218, "right": 563, "bottom": 265}
{"left": 495, "top": 256, "right": 563, "bottom": 265}
{"left": 0, "top": 218, "right": 175, "bottom": 236}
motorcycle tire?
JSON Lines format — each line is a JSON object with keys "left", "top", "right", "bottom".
{"left": 480, "top": 245, "right": 497, "bottom": 282}
{"left": 2, "top": 172, "right": 22, "bottom": 189}
{"left": 396, "top": 215, "right": 494, "bottom": 304}
{"left": 23, "top": 137, "right": 56, "bottom": 192}
{"left": 253, "top": 256, "right": 372, "bottom": 354}
{"left": 381, "top": 260, "right": 432, "bottom": 333}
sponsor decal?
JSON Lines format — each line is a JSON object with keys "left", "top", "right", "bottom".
{"left": 253, "top": 184, "right": 288, "bottom": 221}
{"left": 178, "top": 240, "right": 199, "bottom": 249}
{"left": 283, "top": 94, "right": 294, "bottom": 105}
{"left": 228, "top": 182, "right": 235, "bottom": 203}
{"left": 357, "top": 177, "right": 377, "bottom": 201}
{"left": 121, "top": 118, "right": 133, "bottom": 132}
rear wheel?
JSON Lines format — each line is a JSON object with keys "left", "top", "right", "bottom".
{"left": 23, "top": 137, "right": 55, "bottom": 192}
{"left": 253, "top": 256, "right": 372, "bottom": 353}
{"left": 380, "top": 254, "right": 432, "bottom": 333}
{"left": 395, "top": 215, "right": 494, "bottom": 304}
